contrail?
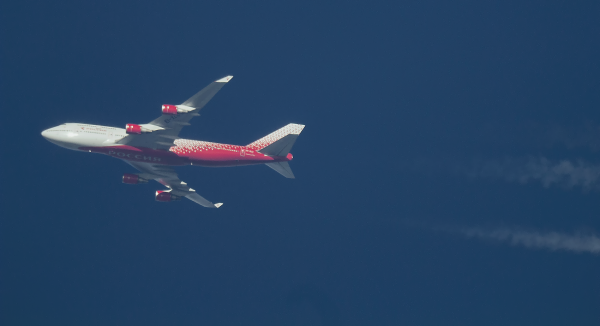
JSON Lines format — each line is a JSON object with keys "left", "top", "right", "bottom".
{"left": 468, "top": 157, "right": 600, "bottom": 190}
{"left": 459, "top": 227, "right": 600, "bottom": 254}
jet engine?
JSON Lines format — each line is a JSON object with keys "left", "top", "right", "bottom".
{"left": 162, "top": 104, "right": 178, "bottom": 115}
{"left": 162, "top": 104, "right": 195, "bottom": 115}
{"left": 125, "top": 124, "right": 157, "bottom": 134}
{"left": 125, "top": 124, "right": 143, "bottom": 134}
{"left": 155, "top": 190, "right": 182, "bottom": 202}
{"left": 122, "top": 173, "right": 148, "bottom": 184}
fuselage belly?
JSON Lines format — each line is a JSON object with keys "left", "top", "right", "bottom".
{"left": 43, "top": 123, "right": 291, "bottom": 167}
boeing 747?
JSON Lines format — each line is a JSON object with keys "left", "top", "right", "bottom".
{"left": 42, "top": 76, "right": 304, "bottom": 208}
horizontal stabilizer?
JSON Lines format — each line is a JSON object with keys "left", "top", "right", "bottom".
{"left": 266, "top": 161, "right": 295, "bottom": 179}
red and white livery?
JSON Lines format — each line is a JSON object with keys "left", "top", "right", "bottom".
{"left": 42, "top": 76, "right": 305, "bottom": 208}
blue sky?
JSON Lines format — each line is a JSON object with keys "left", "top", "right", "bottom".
{"left": 1, "top": 1, "right": 600, "bottom": 325}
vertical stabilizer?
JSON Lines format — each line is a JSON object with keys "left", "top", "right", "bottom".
{"left": 247, "top": 123, "right": 305, "bottom": 155}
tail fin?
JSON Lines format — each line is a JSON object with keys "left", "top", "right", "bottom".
{"left": 247, "top": 123, "right": 305, "bottom": 156}
{"left": 266, "top": 161, "right": 295, "bottom": 178}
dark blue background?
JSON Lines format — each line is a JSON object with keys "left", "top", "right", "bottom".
{"left": 2, "top": 1, "right": 599, "bottom": 325}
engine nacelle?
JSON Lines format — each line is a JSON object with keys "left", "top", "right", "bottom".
{"left": 155, "top": 190, "right": 182, "bottom": 202}
{"left": 126, "top": 124, "right": 143, "bottom": 134}
{"left": 162, "top": 104, "right": 195, "bottom": 115}
{"left": 162, "top": 104, "right": 178, "bottom": 115}
{"left": 122, "top": 173, "right": 148, "bottom": 184}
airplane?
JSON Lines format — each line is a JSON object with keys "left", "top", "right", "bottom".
{"left": 41, "top": 76, "right": 305, "bottom": 208}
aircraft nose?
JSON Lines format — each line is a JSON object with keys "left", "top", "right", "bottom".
{"left": 41, "top": 127, "right": 60, "bottom": 142}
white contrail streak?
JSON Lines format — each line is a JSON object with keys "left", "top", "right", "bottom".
{"left": 460, "top": 227, "right": 600, "bottom": 254}
{"left": 469, "top": 157, "right": 600, "bottom": 190}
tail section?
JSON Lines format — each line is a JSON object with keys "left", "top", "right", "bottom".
{"left": 266, "top": 161, "right": 295, "bottom": 178}
{"left": 248, "top": 123, "right": 304, "bottom": 179}
{"left": 247, "top": 123, "right": 305, "bottom": 156}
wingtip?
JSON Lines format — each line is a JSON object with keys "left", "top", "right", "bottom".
{"left": 215, "top": 76, "right": 233, "bottom": 83}
{"left": 214, "top": 203, "right": 223, "bottom": 208}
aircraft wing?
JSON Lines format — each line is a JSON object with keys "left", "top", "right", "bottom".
{"left": 117, "top": 76, "right": 233, "bottom": 150}
{"left": 124, "top": 161, "right": 222, "bottom": 208}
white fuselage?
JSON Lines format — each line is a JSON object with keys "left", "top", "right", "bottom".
{"left": 41, "top": 123, "right": 128, "bottom": 150}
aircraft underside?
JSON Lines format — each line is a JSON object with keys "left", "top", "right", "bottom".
{"left": 80, "top": 142, "right": 292, "bottom": 167}
{"left": 41, "top": 75, "right": 304, "bottom": 208}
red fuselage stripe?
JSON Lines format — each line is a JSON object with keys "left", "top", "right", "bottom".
{"left": 80, "top": 140, "right": 292, "bottom": 167}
